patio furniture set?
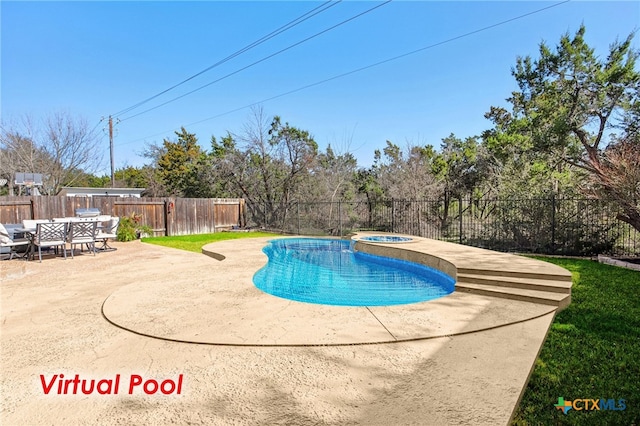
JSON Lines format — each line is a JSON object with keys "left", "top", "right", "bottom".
{"left": 0, "top": 214, "right": 120, "bottom": 262}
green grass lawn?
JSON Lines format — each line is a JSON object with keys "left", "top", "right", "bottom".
{"left": 512, "top": 258, "right": 639, "bottom": 425}
{"left": 138, "top": 233, "right": 639, "bottom": 424}
{"left": 141, "top": 231, "right": 279, "bottom": 253}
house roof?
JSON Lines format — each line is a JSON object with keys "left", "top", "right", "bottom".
{"left": 57, "top": 187, "right": 146, "bottom": 197}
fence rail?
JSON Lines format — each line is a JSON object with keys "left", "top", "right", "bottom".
{"left": 0, "top": 196, "right": 245, "bottom": 237}
{"left": 246, "top": 198, "right": 639, "bottom": 257}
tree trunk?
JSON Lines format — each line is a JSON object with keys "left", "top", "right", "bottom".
{"left": 617, "top": 211, "right": 640, "bottom": 234}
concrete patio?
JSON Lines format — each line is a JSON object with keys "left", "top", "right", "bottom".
{"left": 1, "top": 235, "right": 571, "bottom": 425}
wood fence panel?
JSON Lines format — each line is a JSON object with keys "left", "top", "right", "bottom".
{"left": 59, "top": 196, "right": 85, "bottom": 218}
{"left": 192, "top": 198, "right": 215, "bottom": 235}
{"left": 172, "top": 198, "right": 192, "bottom": 236}
{"left": 0, "top": 196, "right": 244, "bottom": 236}
{"left": 173, "top": 198, "right": 214, "bottom": 236}
{"left": 89, "top": 197, "right": 118, "bottom": 217}
{"left": 0, "top": 197, "right": 33, "bottom": 223}
{"left": 114, "top": 199, "right": 167, "bottom": 237}
{"left": 166, "top": 197, "right": 176, "bottom": 237}
{"left": 167, "top": 198, "right": 244, "bottom": 236}
{"left": 214, "top": 202, "right": 241, "bottom": 229}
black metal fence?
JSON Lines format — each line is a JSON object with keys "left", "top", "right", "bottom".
{"left": 246, "top": 197, "right": 639, "bottom": 256}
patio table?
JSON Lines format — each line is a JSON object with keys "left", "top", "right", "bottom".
{"left": 15, "top": 216, "right": 113, "bottom": 260}
{"left": 15, "top": 227, "right": 36, "bottom": 261}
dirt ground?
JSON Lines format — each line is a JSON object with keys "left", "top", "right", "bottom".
{"left": 1, "top": 239, "right": 551, "bottom": 425}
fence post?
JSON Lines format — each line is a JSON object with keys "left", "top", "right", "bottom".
{"left": 459, "top": 194, "right": 463, "bottom": 245}
{"left": 164, "top": 199, "right": 169, "bottom": 236}
{"left": 391, "top": 199, "right": 395, "bottom": 233}
{"left": 551, "top": 194, "right": 556, "bottom": 254}
{"left": 212, "top": 198, "right": 216, "bottom": 235}
{"left": 297, "top": 202, "right": 300, "bottom": 235}
{"left": 338, "top": 200, "right": 342, "bottom": 237}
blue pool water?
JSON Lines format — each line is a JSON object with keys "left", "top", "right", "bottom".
{"left": 253, "top": 238, "right": 455, "bottom": 306}
{"left": 359, "top": 235, "right": 413, "bottom": 243}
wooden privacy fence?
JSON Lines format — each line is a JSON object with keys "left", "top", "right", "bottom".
{"left": 0, "top": 196, "right": 245, "bottom": 237}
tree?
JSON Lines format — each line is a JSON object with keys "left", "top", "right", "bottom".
{"left": 364, "top": 140, "right": 442, "bottom": 235}
{"left": 71, "top": 171, "right": 110, "bottom": 188}
{"left": 295, "top": 145, "right": 358, "bottom": 233}
{"left": 207, "top": 133, "right": 242, "bottom": 198}
{"left": 430, "top": 134, "right": 485, "bottom": 232}
{"left": 481, "top": 109, "right": 584, "bottom": 199}
{"left": 141, "top": 142, "right": 170, "bottom": 197}
{"left": 266, "top": 115, "right": 318, "bottom": 209}
{"left": 0, "top": 112, "right": 102, "bottom": 194}
{"left": 43, "top": 112, "right": 102, "bottom": 193}
{"left": 371, "top": 140, "right": 440, "bottom": 200}
{"left": 209, "top": 107, "right": 318, "bottom": 228}
{"left": 583, "top": 135, "right": 640, "bottom": 230}
{"left": 432, "top": 134, "right": 483, "bottom": 198}
{"left": 0, "top": 129, "right": 49, "bottom": 195}
{"left": 306, "top": 144, "right": 358, "bottom": 203}
{"left": 156, "top": 127, "right": 212, "bottom": 197}
{"left": 494, "top": 25, "right": 640, "bottom": 230}
{"left": 110, "top": 165, "right": 159, "bottom": 195}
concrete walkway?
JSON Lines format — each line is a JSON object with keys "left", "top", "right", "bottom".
{"left": 1, "top": 235, "right": 571, "bottom": 425}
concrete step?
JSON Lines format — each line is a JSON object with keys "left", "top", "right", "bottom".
{"left": 456, "top": 282, "right": 571, "bottom": 311}
{"left": 457, "top": 273, "right": 571, "bottom": 294}
{"left": 456, "top": 267, "right": 572, "bottom": 283}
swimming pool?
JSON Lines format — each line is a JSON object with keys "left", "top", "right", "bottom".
{"left": 253, "top": 238, "right": 454, "bottom": 306}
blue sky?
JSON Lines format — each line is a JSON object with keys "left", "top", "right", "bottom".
{"left": 2, "top": 1, "right": 639, "bottom": 175}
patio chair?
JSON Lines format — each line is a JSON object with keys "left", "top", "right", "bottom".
{"left": 34, "top": 222, "right": 68, "bottom": 262}
{"left": 67, "top": 221, "right": 98, "bottom": 258}
{"left": 95, "top": 217, "right": 119, "bottom": 251}
{"left": 0, "top": 223, "right": 30, "bottom": 260}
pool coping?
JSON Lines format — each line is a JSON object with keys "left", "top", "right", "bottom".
{"left": 102, "top": 233, "right": 572, "bottom": 347}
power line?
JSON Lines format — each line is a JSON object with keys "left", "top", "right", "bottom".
{"left": 119, "top": 0, "right": 392, "bottom": 122}
{"left": 117, "top": 0, "right": 569, "bottom": 148}
{"left": 89, "top": 118, "right": 104, "bottom": 136}
{"left": 112, "top": 1, "right": 341, "bottom": 118}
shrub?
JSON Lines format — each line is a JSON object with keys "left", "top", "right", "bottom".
{"left": 117, "top": 212, "right": 153, "bottom": 242}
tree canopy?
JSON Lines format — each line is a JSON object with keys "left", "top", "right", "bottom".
{"left": 0, "top": 112, "right": 101, "bottom": 195}
{"left": 485, "top": 25, "right": 640, "bottom": 230}
{"left": 156, "top": 127, "right": 212, "bottom": 198}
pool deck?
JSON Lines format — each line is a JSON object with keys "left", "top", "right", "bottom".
{"left": 1, "top": 234, "right": 572, "bottom": 425}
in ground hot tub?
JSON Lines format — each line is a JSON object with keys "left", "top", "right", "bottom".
{"left": 357, "top": 235, "right": 413, "bottom": 243}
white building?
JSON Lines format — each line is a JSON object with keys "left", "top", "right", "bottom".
{"left": 57, "top": 187, "right": 146, "bottom": 198}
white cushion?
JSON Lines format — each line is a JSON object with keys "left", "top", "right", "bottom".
{"left": 0, "top": 224, "right": 12, "bottom": 244}
{"left": 96, "top": 232, "right": 116, "bottom": 238}
{"left": 70, "top": 237, "right": 94, "bottom": 243}
{"left": 2, "top": 240, "right": 29, "bottom": 247}
{"left": 37, "top": 240, "right": 66, "bottom": 247}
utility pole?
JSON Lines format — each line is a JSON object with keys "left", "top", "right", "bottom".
{"left": 109, "top": 115, "right": 115, "bottom": 187}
